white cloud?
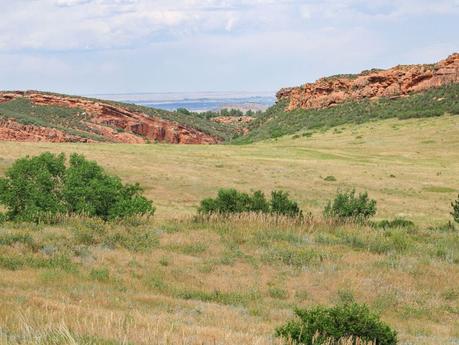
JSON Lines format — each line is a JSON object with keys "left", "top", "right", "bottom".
{"left": 0, "top": 0, "right": 457, "bottom": 93}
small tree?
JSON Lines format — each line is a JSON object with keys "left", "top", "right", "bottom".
{"left": 324, "top": 189, "right": 376, "bottom": 222}
{"left": 452, "top": 195, "right": 459, "bottom": 223}
{"left": 276, "top": 303, "right": 397, "bottom": 345}
{"left": 270, "top": 190, "right": 302, "bottom": 217}
{"left": 0, "top": 152, "right": 66, "bottom": 222}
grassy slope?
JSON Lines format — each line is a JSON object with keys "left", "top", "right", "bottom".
{"left": 0, "top": 115, "right": 459, "bottom": 344}
{"left": 0, "top": 94, "right": 236, "bottom": 141}
{"left": 236, "top": 84, "right": 459, "bottom": 143}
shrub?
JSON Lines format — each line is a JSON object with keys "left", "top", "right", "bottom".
{"left": 452, "top": 195, "right": 459, "bottom": 223}
{"left": 64, "top": 153, "right": 154, "bottom": 220}
{"left": 324, "top": 189, "right": 376, "bottom": 222}
{"left": 0, "top": 152, "right": 155, "bottom": 222}
{"left": 199, "top": 188, "right": 264, "bottom": 215}
{"left": 0, "top": 152, "right": 66, "bottom": 222}
{"left": 372, "top": 218, "right": 415, "bottom": 230}
{"left": 276, "top": 303, "right": 397, "bottom": 345}
{"left": 271, "top": 191, "right": 303, "bottom": 217}
{"left": 198, "top": 188, "right": 302, "bottom": 217}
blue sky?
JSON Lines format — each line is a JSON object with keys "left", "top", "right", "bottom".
{"left": 0, "top": 0, "right": 458, "bottom": 95}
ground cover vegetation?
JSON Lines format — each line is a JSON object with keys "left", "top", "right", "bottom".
{"left": 0, "top": 114, "right": 459, "bottom": 344}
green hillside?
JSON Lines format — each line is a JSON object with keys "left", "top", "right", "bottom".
{"left": 0, "top": 92, "right": 238, "bottom": 141}
{"left": 235, "top": 84, "right": 459, "bottom": 143}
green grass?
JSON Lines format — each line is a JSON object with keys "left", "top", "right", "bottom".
{"left": 0, "top": 98, "right": 106, "bottom": 141}
{"left": 236, "top": 84, "right": 459, "bottom": 143}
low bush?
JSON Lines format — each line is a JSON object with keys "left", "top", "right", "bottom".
{"left": 199, "top": 188, "right": 302, "bottom": 217}
{"left": 0, "top": 152, "right": 155, "bottom": 222}
{"left": 324, "top": 189, "right": 376, "bottom": 222}
{"left": 452, "top": 195, "right": 459, "bottom": 223}
{"left": 276, "top": 303, "right": 397, "bottom": 345}
{"left": 372, "top": 218, "right": 415, "bottom": 230}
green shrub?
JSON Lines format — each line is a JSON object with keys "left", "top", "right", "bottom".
{"left": 276, "top": 303, "right": 397, "bottom": 345}
{"left": 324, "top": 189, "right": 376, "bottom": 222}
{"left": 452, "top": 195, "right": 459, "bottom": 223}
{"left": 0, "top": 152, "right": 155, "bottom": 222}
{"left": 270, "top": 191, "right": 302, "bottom": 217}
{"left": 372, "top": 218, "right": 415, "bottom": 230}
{"left": 198, "top": 188, "right": 301, "bottom": 217}
{"left": 64, "top": 154, "right": 154, "bottom": 220}
{"left": 0, "top": 152, "right": 67, "bottom": 222}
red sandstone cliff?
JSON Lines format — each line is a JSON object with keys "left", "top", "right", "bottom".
{"left": 277, "top": 53, "right": 459, "bottom": 111}
{"left": 0, "top": 92, "right": 220, "bottom": 144}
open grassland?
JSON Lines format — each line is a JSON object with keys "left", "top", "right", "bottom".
{"left": 1, "top": 115, "right": 458, "bottom": 225}
{"left": 0, "top": 115, "right": 459, "bottom": 344}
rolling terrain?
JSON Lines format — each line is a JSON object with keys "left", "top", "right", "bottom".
{"left": 0, "top": 92, "right": 236, "bottom": 144}
{"left": 1, "top": 53, "right": 459, "bottom": 345}
{"left": 1, "top": 114, "right": 459, "bottom": 344}
{"left": 0, "top": 53, "right": 457, "bottom": 146}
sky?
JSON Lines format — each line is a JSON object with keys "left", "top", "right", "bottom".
{"left": 0, "top": 0, "right": 458, "bottom": 95}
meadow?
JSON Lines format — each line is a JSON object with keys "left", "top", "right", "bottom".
{"left": 0, "top": 114, "right": 459, "bottom": 344}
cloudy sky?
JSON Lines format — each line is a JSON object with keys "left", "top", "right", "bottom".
{"left": 1, "top": 0, "right": 458, "bottom": 95}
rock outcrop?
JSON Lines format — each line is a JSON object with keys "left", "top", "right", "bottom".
{"left": 0, "top": 119, "right": 92, "bottom": 143}
{"left": 277, "top": 53, "right": 459, "bottom": 111}
{"left": 0, "top": 91, "right": 220, "bottom": 144}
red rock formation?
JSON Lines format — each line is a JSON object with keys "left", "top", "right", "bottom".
{"left": 277, "top": 53, "right": 459, "bottom": 111}
{"left": 0, "top": 92, "right": 220, "bottom": 144}
{"left": 0, "top": 119, "right": 92, "bottom": 143}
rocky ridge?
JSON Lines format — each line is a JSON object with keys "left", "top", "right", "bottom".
{"left": 0, "top": 91, "right": 219, "bottom": 144}
{"left": 277, "top": 53, "right": 459, "bottom": 111}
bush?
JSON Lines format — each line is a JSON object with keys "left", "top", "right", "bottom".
{"left": 0, "top": 152, "right": 66, "bottom": 222}
{"left": 64, "top": 154, "right": 154, "bottom": 220}
{"left": 271, "top": 191, "right": 302, "bottom": 217}
{"left": 324, "top": 189, "right": 376, "bottom": 222}
{"left": 198, "top": 188, "right": 302, "bottom": 217}
{"left": 276, "top": 303, "right": 397, "bottom": 345}
{"left": 0, "top": 152, "right": 155, "bottom": 222}
{"left": 372, "top": 218, "right": 415, "bottom": 230}
{"left": 452, "top": 195, "right": 459, "bottom": 223}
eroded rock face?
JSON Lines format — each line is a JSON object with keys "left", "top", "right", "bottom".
{"left": 0, "top": 119, "right": 92, "bottom": 143}
{"left": 277, "top": 53, "right": 459, "bottom": 111}
{"left": 0, "top": 92, "right": 220, "bottom": 144}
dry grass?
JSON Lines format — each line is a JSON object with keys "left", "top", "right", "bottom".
{"left": 0, "top": 215, "right": 458, "bottom": 344}
{"left": 0, "top": 115, "right": 458, "bottom": 225}
{"left": 0, "top": 115, "right": 459, "bottom": 344}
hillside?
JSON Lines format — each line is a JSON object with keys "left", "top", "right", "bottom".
{"left": 277, "top": 53, "right": 459, "bottom": 111}
{"left": 1, "top": 115, "right": 459, "bottom": 344}
{"left": 236, "top": 53, "right": 459, "bottom": 143}
{"left": 0, "top": 91, "right": 237, "bottom": 144}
